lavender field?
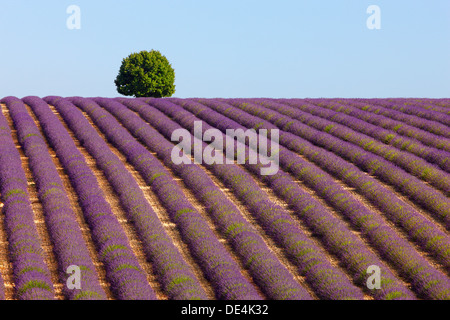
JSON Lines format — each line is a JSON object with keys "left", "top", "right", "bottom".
{"left": 0, "top": 96, "right": 449, "bottom": 300}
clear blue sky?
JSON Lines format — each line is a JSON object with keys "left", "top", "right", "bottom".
{"left": 0, "top": 0, "right": 449, "bottom": 98}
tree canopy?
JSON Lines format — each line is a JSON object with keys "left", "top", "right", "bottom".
{"left": 115, "top": 50, "right": 175, "bottom": 98}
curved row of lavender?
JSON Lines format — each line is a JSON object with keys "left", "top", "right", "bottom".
{"left": 246, "top": 99, "right": 450, "bottom": 194}
{"left": 201, "top": 99, "right": 450, "bottom": 261}
{"left": 362, "top": 99, "right": 450, "bottom": 128}
{"left": 298, "top": 99, "right": 449, "bottom": 172}
{"left": 45, "top": 97, "right": 208, "bottom": 300}
{"left": 432, "top": 100, "right": 450, "bottom": 108}
{"left": 24, "top": 96, "right": 156, "bottom": 300}
{"left": 1, "top": 97, "right": 106, "bottom": 300}
{"left": 413, "top": 101, "right": 450, "bottom": 114}
{"left": 220, "top": 99, "right": 450, "bottom": 228}
{"left": 67, "top": 97, "right": 263, "bottom": 300}
{"left": 0, "top": 106, "right": 54, "bottom": 299}
{"left": 265, "top": 99, "right": 449, "bottom": 174}
{"left": 338, "top": 99, "right": 450, "bottom": 138}
{"left": 398, "top": 99, "right": 450, "bottom": 110}
{"left": 100, "top": 97, "right": 315, "bottom": 300}
{"left": 169, "top": 98, "right": 450, "bottom": 296}
{"left": 321, "top": 99, "right": 450, "bottom": 152}
{"left": 372, "top": 98, "right": 450, "bottom": 116}
{"left": 122, "top": 97, "right": 416, "bottom": 300}
{"left": 176, "top": 98, "right": 450, "bottom": 299}
{"left": 155, "top": 98, "right": 421, "bottom": 299}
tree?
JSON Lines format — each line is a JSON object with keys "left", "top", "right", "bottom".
{"left": 115, "top": 50, "right": 175, "bottom": 98}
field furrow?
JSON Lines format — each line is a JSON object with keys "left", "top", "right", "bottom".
{"left": 306, "top": 99, "right": 450, "bottom": 152}
{"left": 0, "top": 96, "right": 448, "bottom": 300}
{"left": 194, "top": 162, "right": 318, "bottom": 299}
{"left": 44, "top": 102, "right": 168, "bottom": 300}
{"left": 382, "top": 99, "right": 450, "bottom": 115}
{"left": 22, "top": 99, "right": 116, "bottom": 300}
{"left": 1, "top": 97, "right": 108, "bottom": 300}
{"left": 68, "top": 97, "right": 264, "bottom": 300}
{"left": 2, "top": 102, "right": 64, "bottom": 300}
{"left": 215, "top": 99, "right": 449, "bottom": 220}
{"left": 46, "top": 97, "right": 212, "bottom": 300}
{"left": 126, "top": 97, "right": 415, "bottom": 299}
{"left": 362, "top": 99, "right": 450, "bottom": 127}
{"left": 117, "top": 97, "right": 371, "bottom": 299}
{"left": 96, "top": 97, "right": 316, "bottom": 300}
{"left": 194, "top": 99, "right": 450, "bottom": 246}
{"left": 265, "top": 99, "right": 450, "bottom": 173}
{"left": 164, "top": 97, "right": 450, "bottom": 299}
{"left": 329, "top": 99, "right": 450, "bottom": 141}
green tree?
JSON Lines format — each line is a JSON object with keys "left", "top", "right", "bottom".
{"left": 115, "top": 50, "right": 175, "bottom": 97}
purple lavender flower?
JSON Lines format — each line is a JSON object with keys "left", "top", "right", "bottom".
{"left": 2, "top": 96, "right": 106, "bottom": 300}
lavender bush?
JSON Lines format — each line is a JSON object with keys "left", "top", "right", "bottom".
{"left": 68, "top": 97, "right": 263, "bottom": 300}
{"left": 47, "top": 96, "right": 208, "bottom": 300}
{"left": 176, "top": 98, "right": 450, "bottom": 299}
{"left": 0, "top": 105, "right": 55, "bottom": 299}
{"left": 1, "top": 96, "right": 107, "bottom": 300}
{"left": 25, "top": 96, "right": 156, "bottom": 300}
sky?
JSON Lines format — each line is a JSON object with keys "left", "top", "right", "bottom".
{"left": 0, "top": 0, "right": 449, "bottom": 98}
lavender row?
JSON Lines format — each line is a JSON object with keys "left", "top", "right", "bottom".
{"left": 48, "top": 97, "right": 208, "bottom": 300}
{"left": 0, "top": 108, "right": 55, "bottom": 299}
{"left": 341, "top": 98, "right": 450, "bottom": 137}
{"left": 405, "top": 99, "right": 450, "bottom": 110}
{"left": 1, "top": 97, "right": 106, "bottom": 300}
{"left": 204, "top": 98, "right": 450, "bottom": 261}
{"left": 131, "top": 97, "right": 415, "bottom": 300}
{"left": 24, "top": 96, "right": 157, "bottom": 300}
{"left": 166, "top": 97, "right": 447, "bottom": 299}
{"left": 262, "top": 99, "right": 450, "bottom": 173}
{"left": 99, "top": 97, "right": 315, "bottom": 300}
{"left": 69, "top": 97, "right": 263, "bottom": 300}
{"left": 304, "top": 99, "right": 450, "bottom": 152}
{"left": 222, "top": 99, "right": 450, "bottom": 227}
{"left": 332, "top": 99, "right": 450, "bottom": 151}
{"left": 131, "top": 97, "right": 365, "bottom": 300}
{"left": 379, "top": 99, "right": 450, "bottom": 115}
{"left": 433, "top": 99, "right": 450, "bottom": 108}
{"left": 398, "top": 99, "right": 450, "bottom": 109}
{"left": 256, "top": 100, "right": 450, "bottom": 190}
{"left": 245, "top": 99, "right": 450, "bottom": 189}
{"left": 328, "top": 99, "right": 450, "bottom": 139}
{"left": 363, "top": 99, "right": 450, "bottom": 127}
{"left": 392, "top": 99, "right": 450, "bottom": 116}
{"left": 184, "top": 98, "right": 450, "bottom": 299}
